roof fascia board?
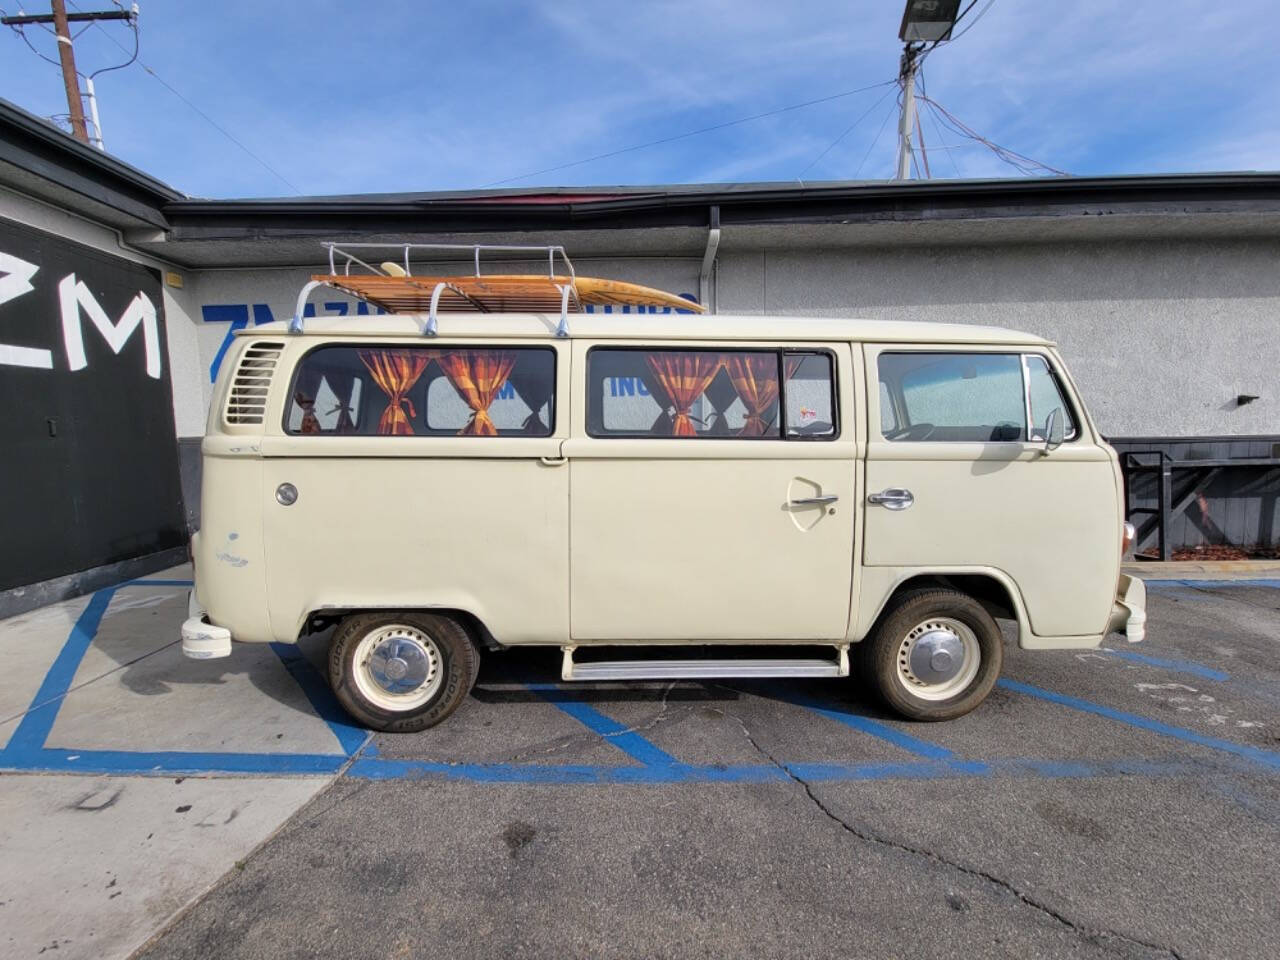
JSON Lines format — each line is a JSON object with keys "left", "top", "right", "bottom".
{"left": 161, "top": 172, "right": 1280, "bottom": 234}
{"left": 0, "top": 100, "right": 181, "bottom": 227}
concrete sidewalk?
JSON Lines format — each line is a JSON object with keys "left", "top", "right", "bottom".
{"left": 0, "top": 566, "right": 352, "bottom": 960}
{"left": 1123, "top": 559, "right": 1280, "bottom": 581}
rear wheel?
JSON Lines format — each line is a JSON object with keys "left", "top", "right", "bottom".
{"left": 860, "top": 589, "right": 1002, "bottom": 721}
{"left": 329, "top": 612, "right": 478, "bottom": 732}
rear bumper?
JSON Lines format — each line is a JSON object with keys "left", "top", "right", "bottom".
{"left": 1107, "top": 574, "right": 1147, "bottom": 643}
{"left": 182, "top": 590, "right": 232, "bottom": 659}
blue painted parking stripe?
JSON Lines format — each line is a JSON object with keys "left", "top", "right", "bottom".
{"left": 340, "top": 753, "right": 1254, "bottom": 784}
{"left": 4, "top": 588, "right": 116, "bottom": 753}
{"left": 2, "top": 750, "right": 1265, "bottom": 783}
{"left": 790, "top": 759, "right": 985, "bottom": 780}
{"left": 2, "top": 747, "right": 346, "bottom": 776}
{"left": 998, "top": 678, "right": 1280, "bottom": 771}
{"left": 527, "top": 685, "right": 681, "bottom": 769}
{"left": 344, "top": 758, "right": 715, "bottom": 784}
{"left": 124, "top": 579, "right": 194, "bottom": 588}
{"left": 1100, "top": 647, "right": 1230, "bottom": 682}
{"left": 782, "top": 694, "right": 954, "bottom": 760}
{"left": 270, "top": 644, "right": 370, "bottom": 757}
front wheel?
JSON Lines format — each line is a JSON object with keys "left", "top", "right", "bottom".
{"left": 860, "top": 589, "right": 1002, "bottom": 721}
{"left": 329, "top": 612, "right": 478, "bottom": 732}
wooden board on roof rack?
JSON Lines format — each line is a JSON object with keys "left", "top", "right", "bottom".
{"left": 314, "top": 273, "right": 705, "bottom": 315}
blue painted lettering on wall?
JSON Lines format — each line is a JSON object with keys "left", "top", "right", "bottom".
{"left": 202, "top": 300, "right": 386, "bottom": 382}
{"left": 584, "top": 293, "right": 698, "bottom": 315}
{"left": 608, "top": 377, "right": 651, "bottom": 397}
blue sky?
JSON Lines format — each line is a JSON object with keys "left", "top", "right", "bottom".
{"left": 2, "top": 1, "right": 1277, "bottom": 198}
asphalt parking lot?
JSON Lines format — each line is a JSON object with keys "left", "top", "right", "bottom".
{"left": 3, "top": 572, "right": 1278, "bottom": 960}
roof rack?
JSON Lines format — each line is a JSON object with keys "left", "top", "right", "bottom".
{"left": 290, "top": 241, "right": 702, "bottom": 338}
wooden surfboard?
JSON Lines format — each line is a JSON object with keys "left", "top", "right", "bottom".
{"left": 315, "top": 273, "right": 706, "bottom": 315}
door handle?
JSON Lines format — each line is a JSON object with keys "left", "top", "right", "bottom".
{"left": 539, "top": 456, "right": 568, "bottom": 467}
{"left": 868, "top": 488, "right": 914, "bottom": 510}
{"left": 789, "top": 494, "right": 839, "bottom": 507}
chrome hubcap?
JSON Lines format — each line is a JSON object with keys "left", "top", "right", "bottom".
{"left": 895, "top": 618, "right": 980, "bottom": 701}
{"left": 909, "top": 629, "right": 965, "bottom": 684}
{"left": 352, "top": 625, "right": 442, "bottom": 711}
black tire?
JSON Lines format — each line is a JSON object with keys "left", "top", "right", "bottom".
{"left": 859, "top": 588, "right": 1002, "bottom": 721}
{"left": 328, "top": 612, "right": 479, "bottom": 733}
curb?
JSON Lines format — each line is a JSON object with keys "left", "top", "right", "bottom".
{"left": 1123, "top": 560, "right": 1280, "bottom": 581}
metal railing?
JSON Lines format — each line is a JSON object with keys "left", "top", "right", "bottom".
{"left": 291, "top": 242, "right": 579, "bottom": 337}
{"left": 322, "top": 242, "right": 576, "bottom": 282}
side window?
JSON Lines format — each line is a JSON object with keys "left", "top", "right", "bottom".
{"left": 1025, "top": 355, "right": 1077, "bottom": 441}
{"left": 878, "top": 352, "right": 1026, "bottom": 442}
{"left": 586, "top": 347, "right": 839, "bottom": 440}
{"left": 588, "top": 348, "right": 780, "bottom": 438}
{"left": 285, "top": 345, "right": 555, "bottom": 437}
{"left": 784, "top": 352, "right": 837, "bottom": 438}
{"left": 878, "top": 380, "right": 898, "bottom": 435}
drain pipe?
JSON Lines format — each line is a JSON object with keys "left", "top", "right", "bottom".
{"left": 699, "top": 205, "right": 721, "bottom": 314}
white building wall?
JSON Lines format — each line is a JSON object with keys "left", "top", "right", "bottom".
{"left": 137, "top": 236, "right": 1276, "bottom": 442}
{"left": 718, "top": 240, "right": 1280, "bottom": 438}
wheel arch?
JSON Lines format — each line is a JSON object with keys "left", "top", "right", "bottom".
{"left": 856, "top": 568, "right": 1029, "bottom": 647}
{"left": 299, "top": 606, "right": 500, "bottom": 650}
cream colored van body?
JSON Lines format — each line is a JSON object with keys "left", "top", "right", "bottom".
{"left": 183, "top": 313, "right": 1145, "bottom": 724}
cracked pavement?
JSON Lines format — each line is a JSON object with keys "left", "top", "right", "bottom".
{"left": 134, "top": 585, "right": 1280, "bottom": 960}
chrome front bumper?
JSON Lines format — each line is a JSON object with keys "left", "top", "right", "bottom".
{"left": 1107, "top": 574, "right": 1147, "bottom": 644}
{"left": 181, "top": 590, "right": 232, "bottom": 659}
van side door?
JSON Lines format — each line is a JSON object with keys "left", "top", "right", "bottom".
{"left": 563, "top": 340, "right": 858, "bottom": 642}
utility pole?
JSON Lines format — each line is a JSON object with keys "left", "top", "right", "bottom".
{"left": 895, "top": 45, "right": 920, "bottom": 181}
{"left": 1, "top": 3, "right": 135, "bottom": 149}
{"left": 50, "top": 0, "right": 88, "bottom": 143}
{"left": 895, "top": 0, "right": 962, "bottom": 180}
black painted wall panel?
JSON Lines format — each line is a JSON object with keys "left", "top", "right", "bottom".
{"left": 0, "top": 217, "right": 185, "bottom": 591}
{"left": 1110, "top": 436, "right": 1280, "bottom": 551}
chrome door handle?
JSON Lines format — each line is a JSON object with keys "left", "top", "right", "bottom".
{"left": 789, "top": 494, "right": 839, "bottom": 507}
{"left": 868, "top": 488, "right": 914, "bottom": 510}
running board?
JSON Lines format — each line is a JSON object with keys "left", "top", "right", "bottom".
{"left": 560, "top": 645, "right": 849, "bottom": 681}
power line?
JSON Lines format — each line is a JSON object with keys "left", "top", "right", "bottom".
{"left": 919, "top": 66, "right": 961, "bottom": 177}
{"left": 947, "top": 0, "right": 997, "bottom": 43}
{"left": 796, "top": 83, "right": 897, "bottom": 179}
{"left": 481, "top": 79, "right": 898, "bottom": 188}
{"left": 919, "top": 93, "right": 1068, "bottom": 177}
{"left": 81, "top": 1, "right": 137, "bottom": 79}
{"left": 913, "top": 108, "right": 931, "bottom": 178}
{"left": 852, "top": 95, "right": 897, "bottom": 179}
{"left": 63, "top": 0, "right": 302, "bottom": 193}
{"left": 4, "top": 11, "right": 62, "bottom": 68}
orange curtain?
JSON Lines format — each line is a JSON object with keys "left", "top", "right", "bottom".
{"left": 437, "top": 350, "right": 517, "bottom": 436}
{"left": 358, "top": 349, "right": 431, "bottom": 435}
{"left": 644, "top": 352, "right": 722, "bottom": 437}
{"left": 725, "top": 354, "right": 782, "bottom": 437}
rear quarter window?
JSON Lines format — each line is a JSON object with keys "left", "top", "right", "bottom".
{"left": 284, "top": 345, "right": 555, "bottom": 436}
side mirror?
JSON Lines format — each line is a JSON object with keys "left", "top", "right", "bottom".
{"left": 1041, "top": 408, "right": 1065, "bottom": 453}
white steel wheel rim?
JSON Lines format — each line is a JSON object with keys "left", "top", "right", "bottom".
{"left": 894, "top": 617, "right": 981, "bottom": 702}
{"left": 351, "top": 624, "right": 443, "bottom": 712}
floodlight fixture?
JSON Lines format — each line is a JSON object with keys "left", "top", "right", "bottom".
{"left": 898, "top": 0, "right": 962, "bottom": 43}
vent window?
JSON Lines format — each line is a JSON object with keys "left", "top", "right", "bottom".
{"left": 224, "top": 341, "right": 284, "bottom": 425}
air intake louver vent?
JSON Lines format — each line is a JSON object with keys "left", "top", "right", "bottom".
{"left": 224, "top": 341, "right": 284, "bottom": 425}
